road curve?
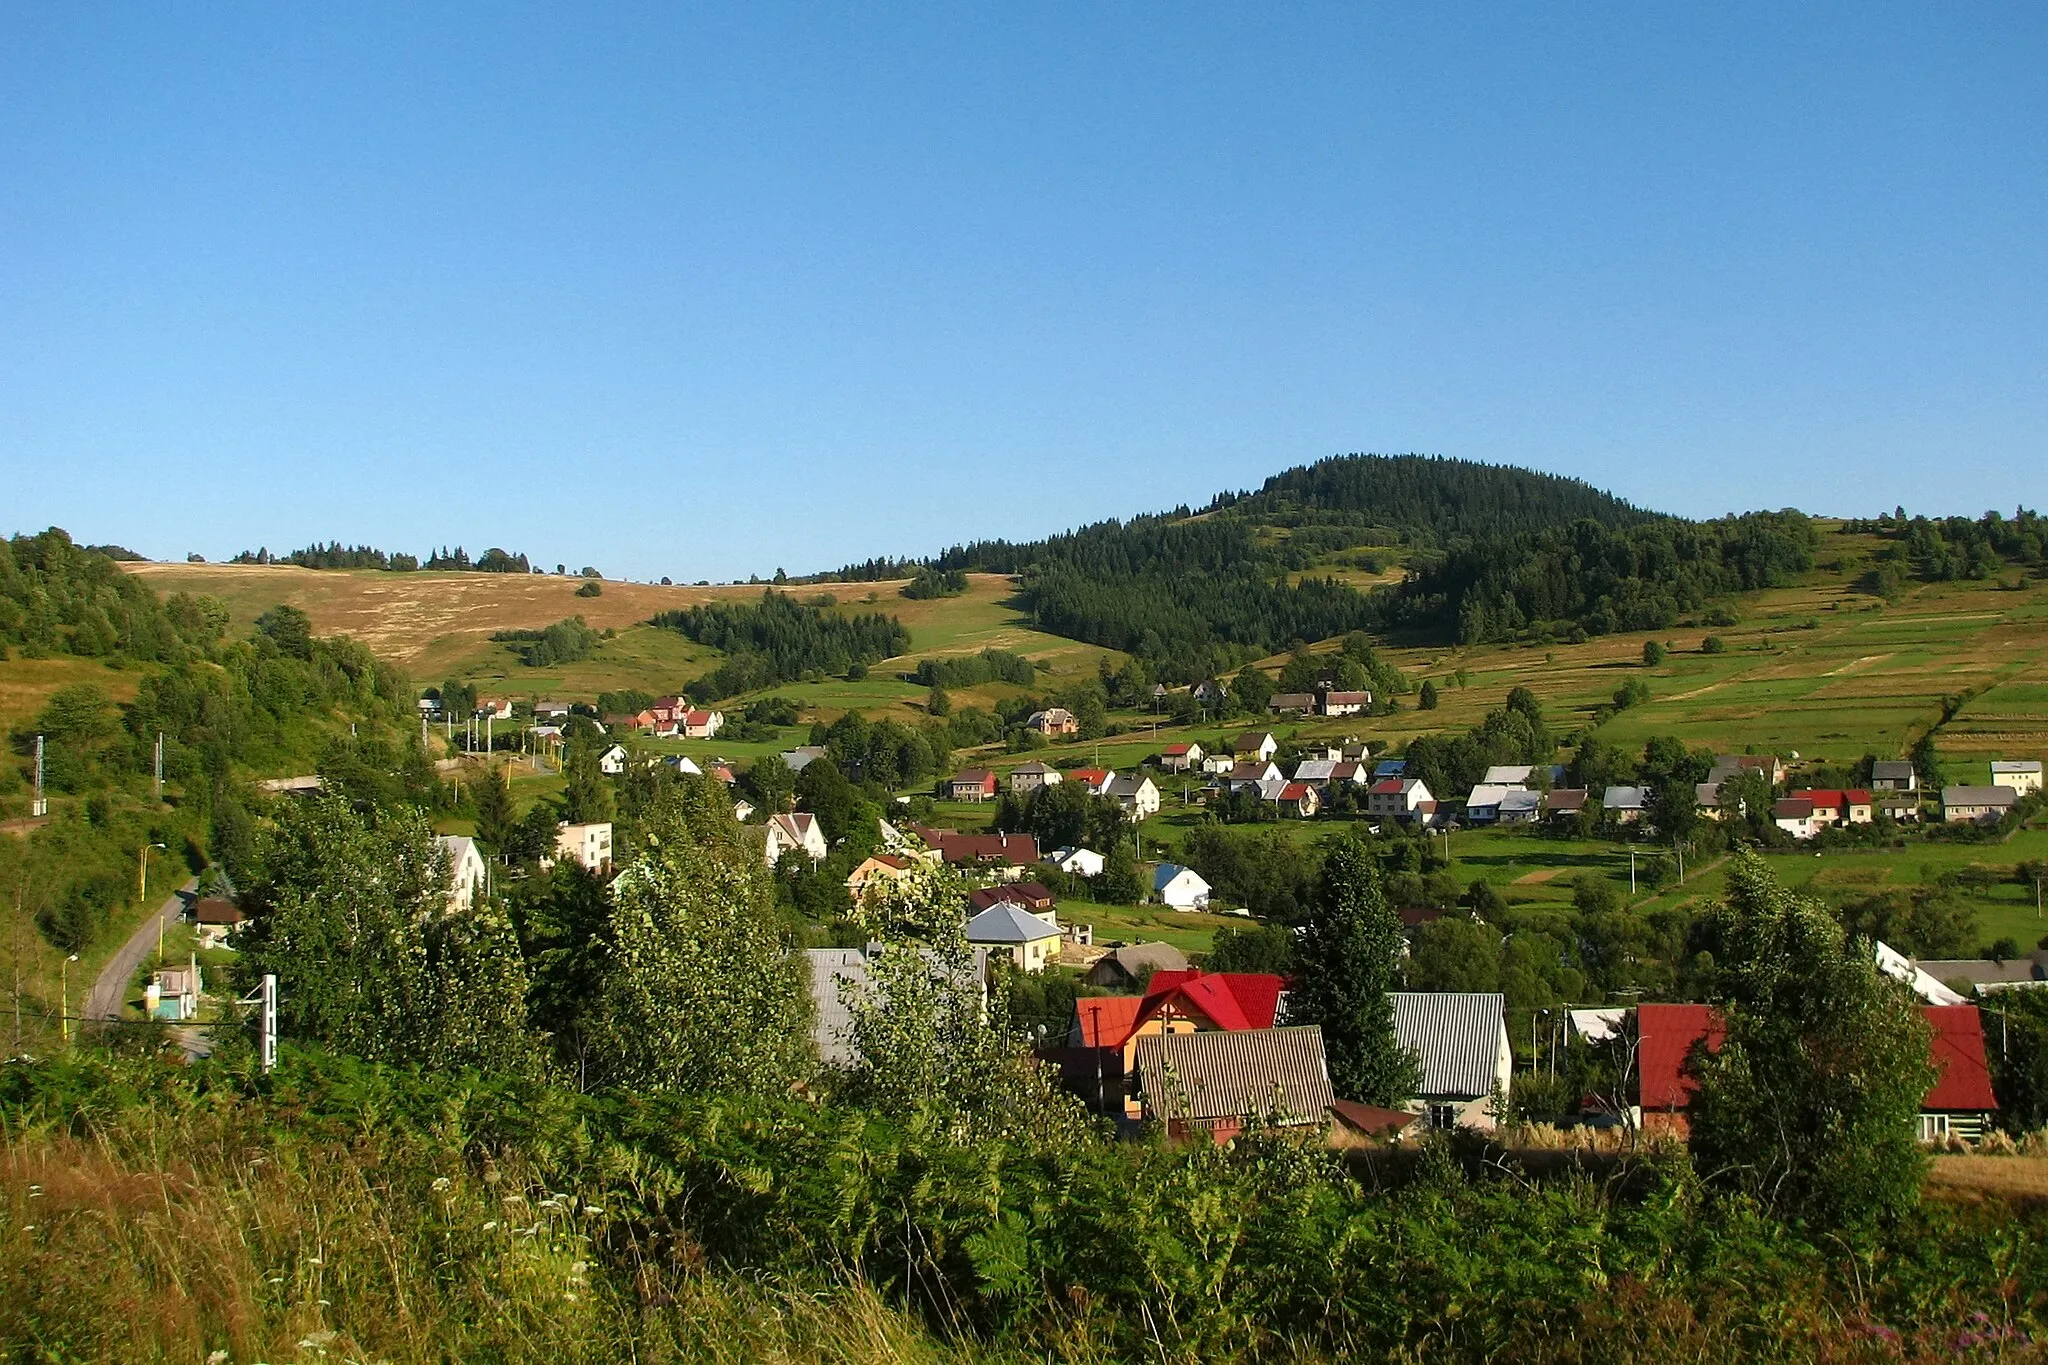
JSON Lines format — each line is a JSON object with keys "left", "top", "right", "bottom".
{"left": 83, "top": 878, "right": 198, "bottom": 1021}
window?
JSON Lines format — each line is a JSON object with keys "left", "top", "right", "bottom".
{"left": 1427, "top": 1103, "right": 1457, "bottom": 1131}
{"left": 1918, "top": 1113, "right": 1950, "bottom": 1143}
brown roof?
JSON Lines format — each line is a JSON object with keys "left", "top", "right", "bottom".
{"left": 193, "top": 898, "right": 244, "bottom": 926}
{"left": 1328, "top": 1099, "right": 1422, "bottom": 1137}
{"left": 1133, "top": 1025, "right": 1335, "bottom": 1125}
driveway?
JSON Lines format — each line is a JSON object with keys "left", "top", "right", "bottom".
{"left": 83, "top": 878, "right": 198, "bottom": 1021}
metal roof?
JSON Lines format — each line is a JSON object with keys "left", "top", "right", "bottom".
{"left": 806, "top": 948, "right": 869, "bottom": 1067}
{"left": 1390, "top": 992, "right": 1507, "bottom": 1099}
{"left": 1133, "top": 1025, "right": 1334, "bottom": 1124}
{"left": 964, "top": 903, "right": 1060, "bottom": 944}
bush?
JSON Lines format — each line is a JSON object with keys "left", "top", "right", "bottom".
{"left": 1701, "top": 635, "right": 1727, "bottom": 654}
{"left": 575, "top": 580, "right": 602, "bottom": 597}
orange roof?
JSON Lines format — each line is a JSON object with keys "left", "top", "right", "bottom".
{"left": 1073, "top": 996, "right": 1142, "bottom": 1048}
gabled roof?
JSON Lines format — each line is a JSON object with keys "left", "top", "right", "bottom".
{"left": 1991, "top": 760, "right": 2044, "bottom": 775}
{"left": 1925, "top": 1005, "right": 1999, "bottom": 1111}
{"left": 1603, "top": 785, "right": 1648, "bottom": 810}
{"left": 1106, "top": 774, "right": 1156, "bottom": 798}
{"left": 1133, "top": 1026, "right": 1334, "bottom": 1124}
{"left": 1010, "top": 761, "right": 1058, "bottom": 775}
{"left": 1482, "top": 765, "right": 1535, "bottom": 786}
{"left": 1162, "top": 742, "right": 1195, "bottom": 757}
{"left": 1141, "top": 971, "right": 1284, "bottom": 1033}
{"left": 1499, "top": 789, "right": 1544, "bottom": 815}
{"left": 769, "top": 811, "right": 818, "bottom": 840}
{"left": 1792, "top": 788, "right": 1873, "bottom": 807}
{"left": 964, "top": 903, "right": 1060, "bottom": 944}
{"left": 1279, "top": 782, "right": 1315, "bottom": 801}
{"left": 1153, "top": 862, "right": 1208, "bottom": 893}
{"left": 193, "top": 897, "right": 244, "bottom": 926}
{"left": 1872, "top": 760, "right": 1916, "bottom": 780}
{"left": 1233, "top": 731, "right": 1276, "bottom": 751}
{"left": 1373, "top": 759, "right": 1407, "bottom": 778}
{"left": 1390, "top": 992, "right": 1505, "bottom": 1099}
{"left": 807, "top": 948, "right": 870, "bottom": 1066}
{"left": 1945, "top": 785, "right": 2019, "bottom": 805}
{"left": 1546, "top": 787, "right": 1589, "bottom": 811}
{"left": 950, "top": 769, "right": 997, "bottom": 786}
{"left": 1069, "top": 767, "right": 1112, "bottom": 787}
{"left": 1465, "top": 784, "right": 1516, "bottom": 809}
{"left": 968, "top": 881, "right": 1054, "bottom": 911}
{"left": 1773, "top": 798, "right": 1816, "bottom": 819}
{"left": 1073, "top": 995, "right": 1143, "bottom": 1048}
{"left": 1369, "top": 778, "right": 1405, "bottom": 795}
{"left": 1636, "top": 1003, "right": 1724, "bottom": 1112}
{"left": 1293, "top": 759, "right": 1337, "bottom": 783}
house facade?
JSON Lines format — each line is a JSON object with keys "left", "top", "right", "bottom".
{"left": 1008, "top": 761, "right": 1061, "bottom": 794}
{"left": 947, "top": 770, "right": 1000, "bottom": 803}
{"left": 964, "top": 903, "right": 1062, "bottom": 973}
{"left": 1132, "top": 1026, "right": 1336, "bottom": 1142}
{"left": 1991, "top": 760, "right": 2044, "bottom": 797}
{"left": 1232, "top": 731, "right": 1279, "bottom": 761}
{"left": 554, "top": 821, "right": 615, "bottom": 874}
{"left": 1106, "top": 773, "right": 1162, "bottom": 820}
{"left": 1320, "top": 690, "right": 1370, "bottom": 717}
{"left": 1366, "top": 777, "right": 1434, "bottom": 823}
{"left": 435, "top": 833, "right": 488, "bottom": 910}
{"left": 764, "top": 812, "right": 829, "bottom": 867}
{"left": 1943, "top": 785, "right": 2019, "bottom": 825}
{"left": 1160, "top": 742, "right": 1204, "bottom": 773}
{"left": 1154, "top": 863, "right": 1213, "bottom": 910}
{"left": 1390, "top": 992, "right": 1513, "bottom": 1131}
{"left": 1026, "top": 707, "right": 1080, "bottom": 736}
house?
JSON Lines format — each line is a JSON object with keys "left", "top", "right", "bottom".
{"left": 1497, "top": 789, "right": 1545, "bottom": 825}
{"left": 1695, "top": 780, "right": 1740, "bottom": 819}
{"left": 1223, "top": 760, "right": 1283, "bottom": 793}
{"left": 1546, "top": 788, "right": 1590, "bottom": 823}
{"left": 1191, "top": 680, "right": 1228, "bottom": 705}
{"left": 554, "top": 821, "right": 614, "bottom": 874}
{"left": 764, "top": 812, "right": 829, "bottom": 866}
{"left": 911, "top": 826, "right": 1041, "bottom": 871}
{"left": 192, "top": 897, "right": 245, "bottom": 949}
{"left": 1083, "top": 942, "right": 1191, "bottom": 990}
{"left": 1232, "top": 731, "right": 1279, "bottom": 761}
{"left": 1026, "top": 707, "right": 1080, "bottom": 737}
{"left": 781, "top": 745, "right": 827, "bottom": 772}
{"left": 598, "top": 744, "right": 628, "bottom": 776}
{"left": 1328, "top": 1100, "right": 1424, "bottom": 1143}
{"left": 1772, "top": 797, "right": 1820, "bottom": 840}
{"left": 732, "top": 800, "right": 756, "bottom": 821}
{"left": 1271, "top": 781, "right": 1320, "bottom": 818}
{"left": 149, "top": 958, "right": 204, "bottom": 1023}
{"left": 533, "top": 700, "right": 572, "bottom": 720}
{"left": 1943, "top": 785, "right": 2019, "bottom": 825}
{"left": 1390, "top": 992, "right": 1513, "bottom": 1131}
{"left": 1048, "top": 846, "right": 1106, "bottom": 878}
{"left": 475, "top": 698, "right": 514, "bottom": 721}
{"left": 1267, "top": 692, "right": 1318, "bottom": 715}
{"left": 969, "top": 881, "right": 1056, "bottom": 913}
{"left": 1067, "top": 767, "right": 1115, "bottom": 796}
{"left": 1871, "top": 760, "right": 1919, "bottom": 792}
{"left": 1154, "top": 863, "right": 1213, "bottom": 911}
{"left": 1372, "top": 759, "right": 1407, "bottom": 780}
{"left": 664, "top": 754, "right": 704, "bottom": 777}
{"left": 681, "top": 708, "right": 724, "bottom": 739}
{"left": 947, "top": 770, "right": 1000, "bottom": 803}
{"left": 1292, "top": 759, "right": 1339, "bottom": 786}
{"left": 1634, "top": 1002, "right": 1998, "bottom": 1141}
{"left": 1463, "top": 784, "right": 1517, "bottom": 825}
{"left": 1914, "top": 951, "right": 2048, "bottom": 995}
{"left": 1008, "top": 761, "right": 1061, "bottom": 795}
{"left": 710, "top": 763, "right": 737, "bottom": 786}
{"left": 1106, "top": 773, "right": 1162, "bottom": 820}
{"left": 1708, "top": 753, "right": 1785, "bottom": 789}
{"left": 1991, "top": 760, "right": 2045, "bottom": 797}
{"left": 1160, "top": 742, "right": 1205, "bottom": 773}
{"left": 1132, "top": 1026, "right": 1336, "bottom": 1142}
{"left": 1338, "top": 740, "right": 1374, "bottom": 763}
{"left": 1200, "top": 753, "right": 1238, "bottom": 775}
{"left": 1876, "top": 940, "right": 1971, "bottom": 1006}
{"left": 1320, "top": 690, "right": 1371, "bottom": 717}
{"left": 1328, "top": 760, "right": 1372, "bottom": 788}
{"left": 964, "top": 903, "right": 1062, "bottom": 973}
{"left": 1062, "top": 970, "right": 1290, "bottom": 1116}
{"left": 435, "top": 834, "right": 488, "bottom": 910}
{"left": 1366, "top": 777, "right": 1434, "bottom": 823}
{"left": 845, "top": 853, "right": 915, "bottom": 899}
{"left": 1603, "top": 785, "right": 1650, "bottom": 824}
{"left": 1790, "top": 788, "right": 1875, "bottom": 827}
{"left": 806, "top": 948, "right": 870, "bottom": 1066}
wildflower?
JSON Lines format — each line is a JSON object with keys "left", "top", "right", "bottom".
{"left": 431, "top": 1176, "right": 452, "bottom": 1192}
{"left": 482, "top": 1221, "right": 499, "bottom": 1231}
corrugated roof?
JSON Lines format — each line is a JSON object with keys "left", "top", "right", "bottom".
{"left": 1925, "top": 1005, "right": 1999, "bottom": 1111}
{"left": 807, "top": 948, "right": 869, "bottom": 1066}
{"left": 1072, "top": 996, "right": 1142, "bottom": 1048}
{"left": 1636, "top": 1003, "right": 1722, "bottom": 1111}
{"left": 1134, "top": 1025, "right": 1335, "bottom": 1124}
{"left": 1945, "top": 786, "right": 2019, "bottom": 805}
{"left": 1390, "top": 992, "right": 1507, "bottom": 1099}
{"left": 964, "top": 903, "right": 1059, "bottom": 944}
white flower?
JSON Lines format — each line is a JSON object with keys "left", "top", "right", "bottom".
{"left": 431, "top": 1176, "right": 452, "bottom": 1192}
{"left": 207, "top": 1351, "right": 229, "bottom": 1364}
{"left": 482, "top": 1220, "right": 499, "bottom": 1231}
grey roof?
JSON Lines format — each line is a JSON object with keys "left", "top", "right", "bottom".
{"left": 1106, "top": 773, "right": 1154, "bottom": 798}
{"left": 1482, "top": 764, "right": 1535, "bottom": 786}
{"left": 1133, "top": 1025, "right": 1335, "bottom": 1124}
{"left": 1944, "top": 785, "right": 2018, "bottom": 806}
{"left": 1872, "top": 760, "right": 1916, "bottom": 780}
{"left": 1087, "top": 942, "right": 1191, "bottom": 983}
{"left": 1917, "top": 954, "right": 2048, "bottom": 989}
{"left": 1498, "top": 789, "right": 1544, "bottom": 816}
{"left": 1603, "top": 785, "right": 1648, "bottom": 810}
{"left": 1991, "top": 760, "right": 2044, "bottom": 775}
{"left": 1390, "top": 992, "right": 1507, "bottom": 1100}
{"left": 964, "top": 903, "right": 1059, "bottom": 944}
{"left": 806, "top": 948, "right": 870, "bottom": 1066}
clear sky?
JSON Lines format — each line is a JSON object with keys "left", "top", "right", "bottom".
{"left": 4, "top": 4, "right": 2045, "bottom": 581}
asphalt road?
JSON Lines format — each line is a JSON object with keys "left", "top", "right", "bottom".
{"left": 83, "top": 877, "right": 198, "bottom": 1021}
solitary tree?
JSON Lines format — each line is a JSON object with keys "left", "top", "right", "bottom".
{"left": 1689, "top": 853, "right": 1934, "bottom": 1230}
{"left": 473, "top": 763, "right": 515, "bottom": 851}
{"left": 1418, "top": 679, "right": 1439, "bottom": 710}
{"left": 1287, "top": 832, "right": 1420, "bottom": 1104}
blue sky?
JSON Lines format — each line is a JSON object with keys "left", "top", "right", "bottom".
{"left": 4, "top": 4, "right": 2045, "bottom": 581}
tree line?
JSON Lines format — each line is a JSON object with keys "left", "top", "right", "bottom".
{"left": 650, "top": 591, "right": 911, "bottom": 701}
{"left": 229, "top": 543, "right": 539, "bottom": 573}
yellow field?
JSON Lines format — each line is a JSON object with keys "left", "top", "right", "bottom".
{"left": 0, "top": 655, "right": 142, "bottom": 735}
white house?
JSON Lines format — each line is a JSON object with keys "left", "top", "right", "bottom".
{"left": 964, "top": 903, "right": 1063, "bottom": 973}
{"left": 1160, "top": 742, "right": 1205, "bottom": 773}
{"left": 1602, "top": 785, "right": 1650, "bottom": 824}
{"left": 1232, "top": 731, "right": 1279, "bottom": 761}
{"left": 475, "top": 698, "right": 514, "bottom": 721}
{"left": 1497, "top": 788, "right": 1545, "bottom": 825}
{"left": 1390, "top": 992, "right": 1513, "bottom": 1132}
{"left": 1944, "top": 785, "right": 2019, "bottom": 825}
{"left": 1991, "top": 761, "right": 2044, "bottom": 797}
{"left": 435, "top": 834, "right": 488, "bottom": 911}
{"left": 1223, "top": 760, "right": 1283, "bottom": 794}
{"left": 598, "top": 744, "right": 628, "bottom": 775}
{"left": 765, "top": 812, "right": 830, "bottom": 866}
{"left": 1106, "top": 773, "right": 1161, "bottom": 820}
{"left": 1048, "top": 846, "right": 1106, "bottom": 878}
{"left": 682, "top": 708, "right": 725, "bottom": 739}
{"left": 1463, "top": 784, "right": 1516, "bottom": 824}
{"left": 554, "top": 822, "right": 614, "bottom": 874}
{"left": 665, "top": 754, "right": 704, "bottom": 777}
{"left": 1153, "top": 863, "right": 1213, "bottom": 911}
{"left": 1772, "top": 797, "right": 1820, "bottom": 840}
{"left": 1200, "top": 753, "right": 1238, "bottom": 776}
{"left": 1366, "top": 777, "right": 1434, "bottom": 823}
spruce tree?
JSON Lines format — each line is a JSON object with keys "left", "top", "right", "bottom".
{"left": 1288, "top": 832, "right": 1419, "bottom": 1104}
{"left": 473, "top": 763, "right": 515, "bottom": 851}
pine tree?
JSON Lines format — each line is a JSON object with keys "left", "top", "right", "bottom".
{"left": 474, "top": 763, "right": 515, "bottom": 851}
{"left": 562, "top": 738, "right": 614, "bottom": 825}
{"left": 1287, "top": 832, "right": 1419, "bottom": 1104}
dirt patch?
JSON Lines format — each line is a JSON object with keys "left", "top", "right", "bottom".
{"left": 1514, "top": 869, "right": 1562, "bottom": 885}
{"left": 1822, "top": 652, "right": 1895, "bottom": 677}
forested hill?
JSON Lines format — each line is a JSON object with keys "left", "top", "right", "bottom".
{"left": 829, "top": 454, "right": 1708, "bottom": 678}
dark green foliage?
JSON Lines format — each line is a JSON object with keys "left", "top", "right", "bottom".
{"left": 596, "top": 687, "right": 654, "bottom": 717}
{"left": 1689, "top": 854, "right": 1935, "bottom": 1230}
{"left": 232, "top": 542, "right": 421, "bottom": 571}
{"left": 1836, "top": 889, "right": 1976, "bottom": 959}
{"left": 901, "top": 566, "right": 968, "bottom": 599}
{"left": 1407, "top": 916, "right": 1503, "bottom": 993}
{"left": 1643, "top": 640, "right": 1667, "bottom": 665}
{"left": 574, "top": 579, "right": 602, "bottom": 597}
{"left": 1286, "top": 832, "right": 1419, "bottom": 1104}
{"left": 1401, "top": 701, "right": 1554, "bottom": 800}
{"left": 1179, "top": 825, "right": 1319, "bottom": 923}
{"left": 492, "top": 615, "right": 601, "bottom": 667}
{"left": 1204, "top": 921, "right": 1297, "bottom": 974}
{"left": 561, "top": 737, "right": 615, "bottom": 825}
{"left": 993, "top": 781, "right": 1125, "bottom": 856}
{"left": 1419, "top": 679, "right": 1439, "bottom": 709}
{"left": 1848, "top": 505, "right": 2047, "bottom": 582}
{"left": 1989, "top": 990, "right": 2048, "bottom": 1131}
{"left": 1098, "top": 844, "right": 1144, "bottom": 905}
{"left": 0, "top": 529, "right": 212, "bottom": 661}
{"left": 1702, "top": 634, "right": 1728, "bottom": 654}
{"left": 913, "top": 648, "right": 1036, "bottom": 688}
{"left": 474, "top": 764, "right": 515, "bottom": 850}
{"left": 653, "top": 591, "right": 910, "bottom": 701}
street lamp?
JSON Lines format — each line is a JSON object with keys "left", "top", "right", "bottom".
{"left": 61, "top": 953, "right": 78, "bottom": 1044}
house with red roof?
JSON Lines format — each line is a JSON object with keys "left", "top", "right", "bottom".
{"left": 1790, "top": 788, "right": 1875, "bottom": 828}
{"left": 969, "top": 881, "right": 1055, "bottom": 913}
{"left": 946, "top": 770, "right": 1000, "bottom": 803}
{"left": 1061, "top": 970, "right": 1289, "bottom": 1117}
{"left": 1631, "top": 1002, "right": 1998, "bottom": 1141}
{"left": 910, "top": 825, "right": 1040, "bottom": 875}
{"left": 1160, "top": 741, "right": 1205, "bottom": 773}
{"left": 1067, "top": 767, "right": 1115, "bottom": 796}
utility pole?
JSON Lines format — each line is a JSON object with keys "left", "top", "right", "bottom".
{"left": 1629, "top": 848, "right": 1637, "bottom": 895}
{"left": 153, "top": 732, "right": 164, "bottom": 800}
{"left": 32, "top": 736, "right": 46, "bottom": 818}
{"left": 60, "top": 954, "right": 76, "bottom": 1045}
